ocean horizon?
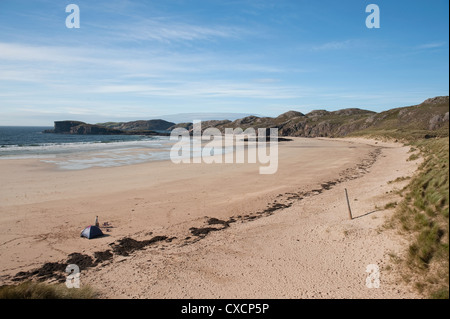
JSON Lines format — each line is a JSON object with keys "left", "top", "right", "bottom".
{"left": 0, "top": 126, "right": 175, "bottom": 169}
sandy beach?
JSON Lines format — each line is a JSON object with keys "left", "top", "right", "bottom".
{"left": 0, "top": 137, "right": 420, "bottom": 298}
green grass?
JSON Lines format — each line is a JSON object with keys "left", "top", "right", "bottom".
{"left": 384, "top": 202, "right": 398, "bottom": 209}
{"left": 0, "top": 281, "right": 98, "bottom": 299}
{"left": 388, "top": 176, "right": 411, "bottom": 184}
{"left": 390, "top": 137, "right": 449, "bottom": 299}
{"left": 407, "top": 153, "right": 420, "bottom": 161}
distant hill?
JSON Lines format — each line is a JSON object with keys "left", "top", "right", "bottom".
{"left": 157, "top": 112, "right": 256, "bottom": 123}
{"left": 97, "top": 119, "right": 175, "bottom": 131}
{"left": 188, "top": 96, "right": 449, "bottom": 139}
{"left": 44, "top": 121, "right": 169, "bottom": 136}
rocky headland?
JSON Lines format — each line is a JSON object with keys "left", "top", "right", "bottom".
{"left": 43, "top": 120, "right": 171, "bottom": 136}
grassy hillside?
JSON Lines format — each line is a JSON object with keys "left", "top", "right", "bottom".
{"left": 190, "top": 96, "right": 449, "bottom": 139}
{"left": 352, "top": 96, "right": 449, "bottom": 140}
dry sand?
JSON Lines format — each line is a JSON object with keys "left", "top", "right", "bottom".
{"left": 0, "top": 137, "right": 420, "bottom": 298}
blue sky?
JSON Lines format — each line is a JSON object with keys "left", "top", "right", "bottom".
{"left": 0, "top": 0, "right": 448, "bottom": 125}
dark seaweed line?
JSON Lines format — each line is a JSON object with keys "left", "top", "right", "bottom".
{"left": 184, "top": 148, "right": 382, "bottom": 240}
{"left": 10, "top": 236, "right": 172, "bottom": 283}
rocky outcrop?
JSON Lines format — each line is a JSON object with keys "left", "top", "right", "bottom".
{"left": 421, "top": 96, "right": 449, "bottom": 105}
{"left": 44, "top": 121, "right": 168, "bottom": 136}
{"left": 52, "top": 121, "right": 85, "bottom": 134}
{"left": 429, "top": 113, "right": 449, "bottom": 130}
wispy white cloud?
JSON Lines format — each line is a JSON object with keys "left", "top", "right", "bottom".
{"left": 0, "top": 41, "right": 285, "bottom": 77}
{"left": 416, "top": 42, "right": 447, "bottom": 50}
{"left": 0, "top": 40, "right": 296, "bottom": 100}
{"left": 0, "top": 42, "right": 96, "bottom": 64}
{"left": 311, "top": 39, "right": 355, "bottom": 51}
{"left": 91, "top": 81, "right": 307, "bottom": 100}
{"left": 123, "top": 21, "right": 242, "bottom": 42}
{"left": 89, "top": 15, "right": 249, "bottom": 44}
{"left": 253, "top": 78, "right": 280, "bottom": 83}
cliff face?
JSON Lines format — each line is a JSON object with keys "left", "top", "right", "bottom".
{"left": 53, "top": 121, "right": 85, "bottom": 133}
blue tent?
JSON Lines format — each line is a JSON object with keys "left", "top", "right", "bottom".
{"left": 80, "top": 225, "right": 104, "bottom": 239}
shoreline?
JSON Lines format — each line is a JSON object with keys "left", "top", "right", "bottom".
{"left": 0, "top": 137, "right": 421, "bottom": 298}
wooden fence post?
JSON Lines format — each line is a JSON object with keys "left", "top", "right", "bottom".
{"left": 345, "top": 188, "right": 353, "bottom": 220}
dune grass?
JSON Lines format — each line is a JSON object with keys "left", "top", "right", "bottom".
{"left": 0, "top": 281, "right": 98, "bottom": 299}
{"left": 350, "top": 118, "right": 449, "bottom": 299}
{"left": 395, "top": 138, "right": 449, "bottom": 298}
{"left": 384, "top": 137, "right": 449, "bottom": 299}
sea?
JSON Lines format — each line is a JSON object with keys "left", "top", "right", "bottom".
{"left": 0, "top": 126, "right": 176, "bottom": 170}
